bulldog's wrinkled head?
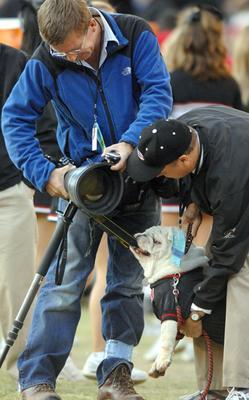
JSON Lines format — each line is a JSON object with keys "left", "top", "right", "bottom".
{"left": 135, "top": 226, "right": 174, "bottom": 261}
{"left": 131, "top": 225, "right": 208, "bottom": 285}
{"left": 130, "top": 226, "right": 182, "bottom": 283}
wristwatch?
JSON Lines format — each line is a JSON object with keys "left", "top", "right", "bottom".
{"left": 190, "top": 312, "right": 204, "bottom": 322}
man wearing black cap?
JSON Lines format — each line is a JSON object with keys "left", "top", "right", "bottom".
{"left": 127, "top": 105, "right": 249, "bottom": 400}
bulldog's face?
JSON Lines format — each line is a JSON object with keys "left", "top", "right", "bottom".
{"left": 135, "top": 226, "right": 173, "bottom": 262}
{"left": 130, "top": 226, "right": 179, "bottom": 283}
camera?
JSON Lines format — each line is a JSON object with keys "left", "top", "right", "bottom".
{"left": 104, "top": 151, "right": 121, "bottom": 164}
{"left": 64, "top": 152, "right": 124, "bottom": 216}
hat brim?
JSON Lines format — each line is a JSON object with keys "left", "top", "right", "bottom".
{"left": 126, "top": 149, "right": 163, "bottom": 182}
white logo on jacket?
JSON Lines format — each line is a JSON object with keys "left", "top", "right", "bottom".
{"left": 130, "top": 225, "right": 208, "bottom": 378}
{"left": 223, "top": 227, "right": 236, "bottom": 239}
{"left": 122, "top": 67, "right": 132, "bottom": 76}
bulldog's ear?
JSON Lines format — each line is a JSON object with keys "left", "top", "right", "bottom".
{"left": 134, "top": 230, "right": 146, "bottom": 238}
{"left": 135, "top": 225, "right": 158, "bottom": 238}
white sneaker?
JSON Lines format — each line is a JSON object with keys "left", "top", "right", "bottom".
{"left": 180, "top": 390, "right": 227, "bottom": 400}
{"left": 0, "top": 339, "right": 4, "bottom": 353}
{"left": 82, "top": 351, "right": 148, "bottom": 383}
{"left": 226, "top": 388, "right": 249, "bottom": 400}
{"left": 131, "top": 367, "right": 148, "bottom": 383}
{"left": 82, "top": 351, "right": 105, "bottom": 379}
{"left": 58, "top": 356, "right": 85, "bottom": 381}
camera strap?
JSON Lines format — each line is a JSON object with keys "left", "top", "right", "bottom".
{"left": 54, "top": 209, "right": 138, "bottom": 285}
{"left": 91, "top": 214, "right": 138, "bottom": 248}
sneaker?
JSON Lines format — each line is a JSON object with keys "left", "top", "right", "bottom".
{"left": 97, "top": 363, "right": 144, "bottom": 400}
{"left": 58, "top": 355, "right": 85, "bottom": 381}
{"left": 226, "top": 388, "right": 249, "bottom": 400}
{"left": 21, "top": 384, "right": 61, "bottom": 399}
{"left": 131, "top": 368, "right": 148, "bottom": 384}
{"left": 82, "top": 352, "right": 148, "bottom": 383}
{"left": 179, "top": 390, "right": 227, "bottom": 400}
{"left": 82, "top": 351, "right": 105, "bottom": 379}
{"left": 0, "top": 339, "right": 4, "bottom": 354}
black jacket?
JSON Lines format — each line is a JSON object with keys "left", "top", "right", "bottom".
{"left": 0, "top": 44, "right": 26, "bottom": 190}
{"left": 170, "top": 69, "right": 242, "bottom": 118}
{"left": 151, "top": 269, "right": 225, "bottom": 344}
{"left": 0, "top": 44, "right": 60, "bottom": 191}
{"left": 179, "top": 105, "right": 249, "bottom": 309}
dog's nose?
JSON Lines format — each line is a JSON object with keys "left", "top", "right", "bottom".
{"left": 153, "top": 238, "right": 161, "bottom": 245}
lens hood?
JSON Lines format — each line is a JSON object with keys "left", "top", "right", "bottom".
{"left": 64, "top": 162, "right": 124, "bottom": 216}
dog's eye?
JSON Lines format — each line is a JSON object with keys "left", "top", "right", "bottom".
{"left": 153, "top": 238, "right": 161, "bottom": 245}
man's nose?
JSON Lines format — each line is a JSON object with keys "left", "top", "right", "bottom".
{"left": 66, "top": 53, "right": 79, "bottom": 62}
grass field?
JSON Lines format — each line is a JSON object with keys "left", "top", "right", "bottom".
{"left": 0, "top": 301, "right": 197, "bottom": 399}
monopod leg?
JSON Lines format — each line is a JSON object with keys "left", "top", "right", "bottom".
{"left": 0, "top": 201, "right": 78, "bottom": 368}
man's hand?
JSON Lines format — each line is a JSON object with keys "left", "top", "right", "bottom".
{"left": 181, "top": 203, "right": 202, "bottom": 237}
{"left": 180, "top": 311, "right": 205, "bottom": 338}
{"left": 102, "top": 142, "right": 134, "bottom": 172}
{"left": 45, "top": 164, "right": 76, "bottom": 199}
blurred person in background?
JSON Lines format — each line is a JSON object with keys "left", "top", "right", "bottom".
{"left": 232, "top": 25, "right": 249, "bottom": 113}
{"left": 0, "top": 0, "right": 22, "bottom": 17}
{"left": 0, "top": 43, "right": 37, "bottom": 380}
{"left": 162, "top": 4, "right": 242, "bottom": 119}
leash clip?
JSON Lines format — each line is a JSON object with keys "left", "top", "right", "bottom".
{"left": 172, "top": 274, "right": 181, "bottom": 299}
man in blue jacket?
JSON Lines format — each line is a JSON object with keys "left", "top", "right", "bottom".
{"left": 2, "top": 0, "right": 172, "bottom": 399}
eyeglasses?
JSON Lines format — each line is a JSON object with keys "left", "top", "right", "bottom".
{"left": 50, "top": 29, "right": 89, "bottom": 60}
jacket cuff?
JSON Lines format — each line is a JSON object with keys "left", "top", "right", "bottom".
{"left": 191, "top": 303, "right": 212, "bottom": 314}
{"left": 193, "top": 296, "right": 215, "bottom": 311}
{"left": 119, "top": 134, "right": 137, "bottom": 147}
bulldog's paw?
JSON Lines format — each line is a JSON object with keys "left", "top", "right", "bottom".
{"left": 148, "top": 353, "right": 171, "bottom": 379}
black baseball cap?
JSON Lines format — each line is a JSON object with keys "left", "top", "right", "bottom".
{"left": 126, "top": 119, "right": 192, "bottom": 182}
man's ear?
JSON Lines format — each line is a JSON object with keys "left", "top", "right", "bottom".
{"left": 178, "top": 154, "right": 193, "bottom": 170}
{"left": 178, "top": 154, "right": 189, "bottom": 163}
{"left": 90, "top": 17, "right": 97, "bottom": 29}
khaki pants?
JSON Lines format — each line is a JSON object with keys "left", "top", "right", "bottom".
{"left": 223, "top": 253, "right": 249, "bottom": 388}
{"left": 194, "top": 253, "right": 249, "bottom": 390}
{"left": 0, "top": 182, "right": 37, "bottom": 379}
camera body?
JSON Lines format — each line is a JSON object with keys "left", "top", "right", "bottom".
{"left": 104, "top": 151, "right": 121, "bottom": 164}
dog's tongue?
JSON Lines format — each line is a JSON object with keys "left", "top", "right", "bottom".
{"left": 133, "top": 247, "right": 151, "bottom": 256}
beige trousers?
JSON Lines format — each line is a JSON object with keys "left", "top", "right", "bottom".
{"left": 194, "top": 253, "right": 249, "bottom": 390}
{"left": 0, "top": 181, "right": 37, "bottom": 379}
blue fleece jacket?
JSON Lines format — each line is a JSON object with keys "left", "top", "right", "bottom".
{"left": 2, "top": 12, "right": 172, "bottom": 191}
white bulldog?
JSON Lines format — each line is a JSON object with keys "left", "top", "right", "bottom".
{"left": 130, "top": 225, "right": 208, "bottom": 378}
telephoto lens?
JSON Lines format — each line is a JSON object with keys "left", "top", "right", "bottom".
{"left": 64, "top": 162, "right": 124, "bottom": 215}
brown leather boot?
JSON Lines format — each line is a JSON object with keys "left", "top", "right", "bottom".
{"left": 21, "top": 383, "right": 61, "bottom": 399}
{"left": 97, "top": 364, "right": 145, "bottom": 400}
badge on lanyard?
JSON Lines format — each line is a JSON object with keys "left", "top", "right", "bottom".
{"left": 170, "top": 228, "right": 186, "bottom": 267}
{"left": 92, "top": 120, "right": 106, "bottom": 152}
{"left": 92, "top": 121, "right": 98, "bottom": 151}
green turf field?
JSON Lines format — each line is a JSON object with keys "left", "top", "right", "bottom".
{"left": 0, "top": 303, "right": 196, "bottom": 399}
